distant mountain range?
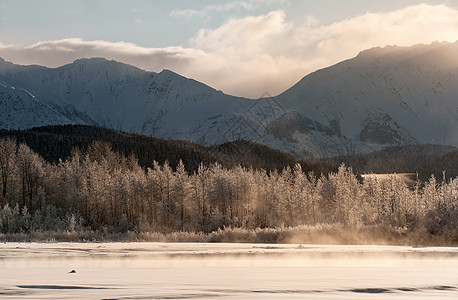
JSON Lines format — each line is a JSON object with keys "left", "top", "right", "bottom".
{"left": 1, "top": 41, "right": 457, "bottom": 158}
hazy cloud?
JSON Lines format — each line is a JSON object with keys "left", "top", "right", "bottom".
{"left": 0, "top": 38, "right": 205, "bottom": 72}
{"left": 170, "top": 3, "right": 250, "bottom": 19}
{"left": 170, "top": 0, "right": 289, "bottom": 19}
{"left": 170, "top": 9, "right": 204, "bottom": 19}
{"left": 1, "top": 4, "right": 458, "bottom": 98}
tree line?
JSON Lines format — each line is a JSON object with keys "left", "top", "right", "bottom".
{"left": 0, "top": 137, "right": 456, "bottom": 242}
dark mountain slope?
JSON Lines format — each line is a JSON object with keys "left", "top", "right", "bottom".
{"left": 322, "top": 144, "right": 458, "bottom": 181}
{"left": 0, "top": 125, "right": 335, "bottom": 174}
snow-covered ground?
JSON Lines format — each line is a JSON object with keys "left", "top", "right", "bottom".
{"left": 0, "top": 243, "right": 457, "bottom": 299}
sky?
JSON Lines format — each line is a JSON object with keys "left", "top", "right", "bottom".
{"left": 1, "top": 0, "right": 458, "bottom": 98}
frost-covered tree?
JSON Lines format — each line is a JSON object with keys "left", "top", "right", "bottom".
{"left": 16, "top": 144, "right": 45, "bottom": 210}
{"left": 0, "top": 137, "right": 16, "bottom": 200}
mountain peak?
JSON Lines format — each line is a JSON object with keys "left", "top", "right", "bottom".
{"left": 72, "top": 57, "right": 111, "bottom": 64}
{"left": 356, "top": 41, "right": 455, "bottom": 60}
{"left": 69, "top": 57, "right": 138, "bottom": 70}
{"left": 159, "top": 68, "right": 181, "bottom": 77}
{"left": 356, "top": 45, "right": 402, "bottom": 58}
{"left": 58, "top": 57, "right": 144, "bottom": 78}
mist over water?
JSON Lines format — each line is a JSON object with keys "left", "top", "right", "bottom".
{"left": 0, "top": 243, "right": 457, "bottom": 299}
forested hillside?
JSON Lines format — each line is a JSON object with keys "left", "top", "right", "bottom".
{"left": 0, "top": 125, "right": 334, "bottom": 175}
{"left": 0, "top": 136, "right": 456, "bottom": 244}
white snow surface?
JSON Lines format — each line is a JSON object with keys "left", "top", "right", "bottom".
{"left": 0, "top": 41, "right": 457, "bottom": 158}
{"left": 0, "top": 242, "right": 457, "bottom": 299}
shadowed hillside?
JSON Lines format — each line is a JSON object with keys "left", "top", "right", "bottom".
{"left": 0, "top": 125, "right": 335, "bottom": 175}
{"left": 322, "top": 144, "right": 458, "bottom": 181}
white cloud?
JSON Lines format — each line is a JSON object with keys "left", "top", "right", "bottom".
{"left": 191, "top": 11, "right": 290, "bottom": 53}
{"left": 170, "top": 8, "right": 204, "bottom": 19}
{"left": 170, "top": 0, "right": 288, "bottom": 19}
{"left": 1, "top": 4, "right": 458, "bottom": 98}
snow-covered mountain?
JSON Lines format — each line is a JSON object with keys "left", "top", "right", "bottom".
{"left": 0, "top": 57, "right": 250, "bottom": 140}
{"left": 273, "top": 41, "right": 458, "bottom": 157}
{"left": 0, "top": 41, "right": 457, "bottom": 158}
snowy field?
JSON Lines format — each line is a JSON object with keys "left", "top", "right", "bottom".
{"left": 0, "top": 243, "right": 457, "bottom": 299}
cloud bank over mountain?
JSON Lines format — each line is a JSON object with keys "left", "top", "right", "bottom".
{"left": 1, "top": 4, "right": 458, "bottom": 98}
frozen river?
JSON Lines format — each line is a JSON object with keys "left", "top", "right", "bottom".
{"left": 0, "top": 242, "right": 457, "bottom": 299}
